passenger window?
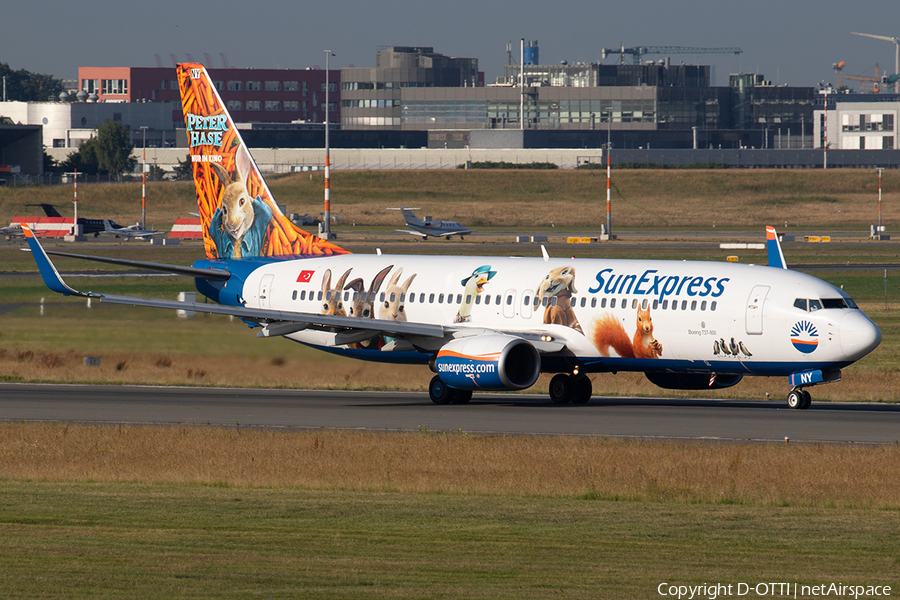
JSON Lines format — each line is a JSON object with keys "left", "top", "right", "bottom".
{"left": 523, "top": 295, "right": 530, "bottom": 306}
{"left": 662, "top": 299, "right": 668, "bottom": 309}
{"left": 701, "top": 300, "right": 707, "bottom": 311}
{"left": 326, "top": 291, "right": 333, "bottom": 301}
{"left": 438, "top": 293, "right": 444, "bottom": 303}
{"left": 390, "top": 293, "right": 396, "bottom": 303}
{"left": 809, "top": 299, "right": 822, "bottom": 312}
{"left": 506, "top": 295, "right": 513, "bottom": 305}
{"left": 429, "top": 293, "right": 435, "bottom": 303}
{"left": 419, "top": 293, "right": 425, "bottom": 303}
{"left": 300, "top": 290, "right": 307, "bottom": 301}
{"left": 551, "top": 297, "right": 558, "bottom": 307}
{"left": 794, "top": 298, "right": 808, "bottom": 311}
{"left": 476, "top": 295, "right": 482, "bottom": 305}
{"left": 610, "top": 298, "right": 616, "bottom": 308}
{"left": 465, "top": 295, "right": 472, "bottom": 305}
{"left": 691, "top": 300, "right": 697, "bottom": 311}
{"left": 580, "top": 297, "right": 586, "bottom": 308}
{"left": 533, "top": 296, "right": 540, "bottom": 307}
{"left": 380, "top": 292, "right": 385, "bottom": 302}
{"left": 681, "top": 300, "right": 688, "bottom": 310}
{"left": 652, "top": 299, "right": 658, "bottom": 310}
{"left": 400, "top": 293, "right": 405, "bottom": 302}
{"left": 408, "top": 293, "right": 415, "bottom": 304}
{"left": 641, "top": 299, "right": 648, "bottom": 310}
{"left": 711, "top": 301, "right": 717, "bottom": 311}
{"left": 457, "top": 294, "right": 462, "bottom": 304}
{"left": 292, "top": 290, "right": 297, "bottom": 301}
{"left": 591, "top": 298, "right": 597, "bottom": 308}
{"left": 601, "top": 298, "right": 607, "bottom": 308}
{"left": 495, "top": 294, "right": 501, "bottom": 305}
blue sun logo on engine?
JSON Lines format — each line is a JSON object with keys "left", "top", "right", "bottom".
{"left": 790, "top": 320, "right": 819, "bottom": 354}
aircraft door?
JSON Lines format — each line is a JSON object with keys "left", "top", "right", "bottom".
{"left": 259, "top": 274, "right": 275, "bottom": 309}
{"left": 745, "top": 285, "right": 770, "bottom": 335}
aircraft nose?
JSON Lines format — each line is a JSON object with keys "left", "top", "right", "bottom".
{"left": 840, "top": 311, "right": 881, "bottom": 360}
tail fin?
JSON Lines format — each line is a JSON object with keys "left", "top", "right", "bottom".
{"left": 765, "top": 225, "right": 787, "bottom": 269}
{"left": 176, "top": 63, "right": 349, "bottom": 260}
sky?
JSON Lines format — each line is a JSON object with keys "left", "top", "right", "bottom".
{"left": 4, "top": 0, "right": 899, "bottom": 89}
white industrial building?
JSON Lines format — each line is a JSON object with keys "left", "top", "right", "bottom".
{"left": 814, "top": 95, "right": 899, "bottom": 150}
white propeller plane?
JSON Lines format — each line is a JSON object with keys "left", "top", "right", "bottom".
{"left": 21, "top": 63, "right": 882, "bottom": 409}
{"left": 387, "top": 207, "right": 472, "bottom": 239}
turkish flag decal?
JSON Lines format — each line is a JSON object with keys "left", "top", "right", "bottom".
{"left": 297, "top": 270, "right": 315, "bottom": 283}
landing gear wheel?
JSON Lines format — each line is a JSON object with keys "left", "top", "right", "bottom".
{"left": 787, "top": 389, "right": 805, "bottom": 410}
{"left": 549, "top": 374, "right": 573, "bottom": 404}
{"left": 799, "top": 389, "right": 812, "bottom": 410}
{"left": 429, "top": 376, "right": 453, "bottom": 405}
{"left": 451, "top": 389, "right": 473, "bottom": 404}
{"left": 571, "top": 376, "right": 592, "bottom": 404}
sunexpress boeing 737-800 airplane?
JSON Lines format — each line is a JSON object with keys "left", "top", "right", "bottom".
{"left": 23, "top": 63, "right": 882, "bottom": 409}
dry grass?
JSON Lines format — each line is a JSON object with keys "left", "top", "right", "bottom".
{"left": 2, "top": 347, "right": 898, "bottom": 401}
{"left": 2, "top": 423, "right": 899, "bottom": 509}
{"left": 2, "top": 169, "right": 898, "bottom": 231}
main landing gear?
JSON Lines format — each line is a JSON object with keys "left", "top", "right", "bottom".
{"left": 548, "top": 374, "right": 592, "bottom": 404}
{"left": 786, "top": 388, "right": 812, "bottom": 410}
{"left": 428, "top": 376, "right": 473, "bottom": 405}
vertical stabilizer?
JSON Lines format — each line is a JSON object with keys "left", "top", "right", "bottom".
{"left": 176, "top": 63, "right": 349, "bottom": 259}
{"left": 766, "top": 225, "right": 787, "bottom": 269}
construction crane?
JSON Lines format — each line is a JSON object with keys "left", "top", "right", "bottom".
{"left": 850, "top": 32, "right": 899, "bottom": 93}
{"left": 833, "top": 61, "right": 844, "bottom": 88}
{"left": 600, "top": 45, "right": 743, "bottom": 65}
{"left": 845, "top": 64, "right": 882, "bottom": 93}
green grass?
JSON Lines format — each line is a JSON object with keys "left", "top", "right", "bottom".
{"left": 1, "top": 481, "right": 896, "bottom": 599}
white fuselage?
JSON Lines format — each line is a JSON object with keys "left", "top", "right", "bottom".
{"left": 235, "top": 253, "right": 880, "bottom": 376}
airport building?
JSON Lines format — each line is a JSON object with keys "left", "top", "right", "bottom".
{"left": 77, "top": 66, "right": 340, "bottom": 126}
{"left": 340, "top": 46, "right": 481, "bottom": 130}
{"left": 813, "top": 93, "right": 899, "bottom": 150}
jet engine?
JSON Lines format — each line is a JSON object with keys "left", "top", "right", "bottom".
{"left": 434, "top": 335, "right": 541, "bottom": 391}
{"left": 645, "top": 372, "right": 743, "bottom": 390}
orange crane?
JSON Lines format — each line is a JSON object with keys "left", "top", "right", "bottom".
{"left": 845, "top": 64, "right": 882, "bottom": 93}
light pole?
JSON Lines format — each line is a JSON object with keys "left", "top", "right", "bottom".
{"left": 139, "top": 126, "right": 148, "bottom": 228}
{"left": 604, "top": 107, "right": 613, "bottom": 240}
{"left": 320, "top": 50, "right": 336, "bottom": 240}
{"left": 878, "top": 167, "right": 884, "bottom": 238}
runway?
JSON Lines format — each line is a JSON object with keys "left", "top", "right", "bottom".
{"left": 1, "top": 383, "right": 898, "bottom": 444}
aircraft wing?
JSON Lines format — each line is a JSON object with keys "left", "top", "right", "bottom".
{"left": 22, "top": 224, "right": 571, "bottom": 353}
{"left": 395, "top": 229, "right": 429, "bottom": 238}
{"left": 32, "top": 249, "right": 232, "bottom": 279}
{"left": 432, "top": 229, "right": 471, "bottom": 238}
{"left": 22, "top": 223, "right": 444, "bottom": 340}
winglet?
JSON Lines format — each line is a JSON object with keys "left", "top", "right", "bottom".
{"left": 766, "top": 226, "right": 787, "bottom": 269}
{"left": 22, "top": 224, "right": 92, "bottom": 297}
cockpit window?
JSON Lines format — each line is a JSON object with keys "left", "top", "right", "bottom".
{"left": 822, "top": 298, "right": 856, "bottom": 309}
{"left": 794, "top": 297, "right": 858, "bottom": 311}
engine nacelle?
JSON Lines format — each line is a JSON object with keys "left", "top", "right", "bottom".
{"left": 645, "top": 372, "right": 743, "bottom": 390}
{"left": 434, "top": 335, "right": 541, "bottom": 391}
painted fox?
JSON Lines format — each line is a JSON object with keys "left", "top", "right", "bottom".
{"left": 592, "top": 306, "right": 663, "bottom": 359}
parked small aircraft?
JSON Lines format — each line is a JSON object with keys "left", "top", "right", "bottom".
{"left": 388, "top": 207, "right": 472, "bottom": 239}
{"left": 101, "top": 220, "right": 163, "bottom": 239}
